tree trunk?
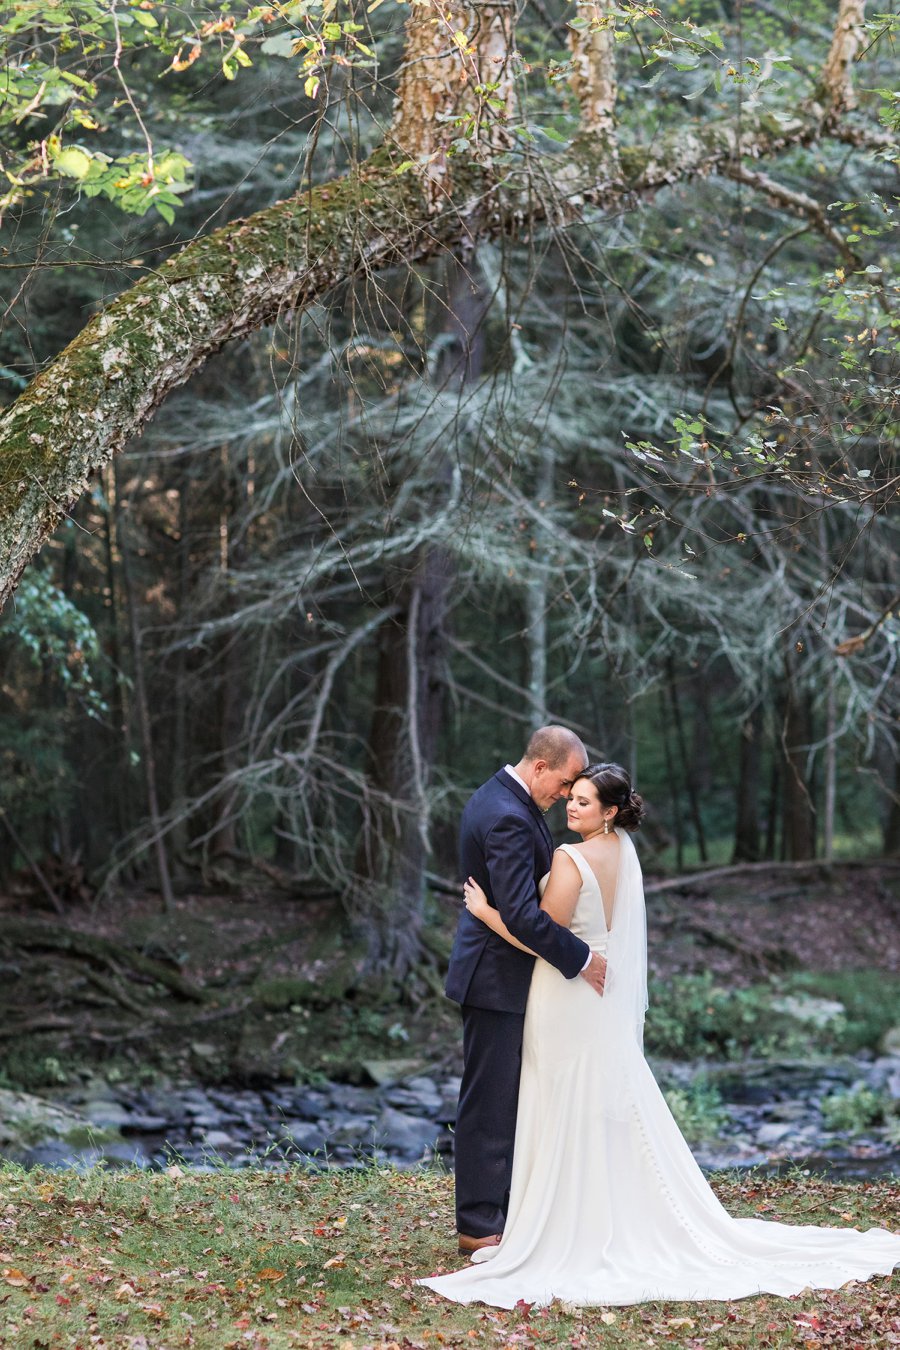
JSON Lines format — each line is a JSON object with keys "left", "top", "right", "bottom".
{"left": 883, "top": 759, "right": 900, "bottom": 858}
{"left": 781, "top": 654, "right": 816, "bottom": 861}
{"left": 101, "top": 464, "right": 134, "bottom": 845}
{"left": 822, "top": 667, "right": 837, "bottom": 861}
{"left": 666, "top": 656, "right": 708, "bottom": 863}
{"left": 352, "top": 551, "right": 452, "bottom": 978}
{"left": 169, "top": 478, "right": 191, "bottom": 860}
{"left": 352, "top": 252, "right": 492, "bottom": 977}
{"left": 524, "top": 442, "right": 554, "bottom": 731}
{"left": 764, "top": 735, "right": 781, "bottom": 862}
{"left": 733, "top": 706, "right": 763, "bottom": 862}
{"left": 116, "top": 469, "right": 176, "bottom": 910}
{"left": 660, "top": 687, "right": 684, "bottom": 871}
{"left": 209, "top": 445, "right": 246, "bottom": 861}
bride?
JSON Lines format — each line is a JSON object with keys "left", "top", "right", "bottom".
{"left": 420, "top": 763, "right": 900, "bottom": 1308}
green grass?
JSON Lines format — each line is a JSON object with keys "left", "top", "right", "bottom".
{"left": 1, "top": 1164, "right": 897, "bottom": 1348}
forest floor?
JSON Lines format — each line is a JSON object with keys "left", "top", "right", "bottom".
{"left": 1, "top": 858, "right": 899, "bottom": 1092}
{"left": 1, "top": 1161, "right": 899, "bottom": 1349}
{"left": 2, "top": 863, "right": 899, "bottom": 1347}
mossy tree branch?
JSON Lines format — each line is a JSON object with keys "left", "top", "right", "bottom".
{"left": 0, "top": 4, "right": 880, "bottom": 608}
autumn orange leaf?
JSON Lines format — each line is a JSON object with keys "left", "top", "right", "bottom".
{"left": 3, "top": 1268, "right": 29, "bottom": 1287}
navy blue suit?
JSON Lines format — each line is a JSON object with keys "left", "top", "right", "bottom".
{"left": 447, "top": 770, "right": 590, "bottom": 1236}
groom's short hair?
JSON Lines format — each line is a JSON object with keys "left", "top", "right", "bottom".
{"left": 523, "top": 725, "right": 587, "bottom": 769}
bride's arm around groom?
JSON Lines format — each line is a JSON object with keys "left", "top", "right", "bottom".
{"left": 444, "top": 726, "right": 604, "bottom": 1252}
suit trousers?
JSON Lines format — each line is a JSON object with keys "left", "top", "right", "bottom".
{"left": 454, "top": 1004, "right": 525, "bottom": 1237}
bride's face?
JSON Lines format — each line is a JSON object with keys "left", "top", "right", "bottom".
{"left": 566, "top": 778, "right": 614, "bottom": 837}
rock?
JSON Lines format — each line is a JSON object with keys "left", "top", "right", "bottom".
{"left": 276, "top": 1120, "right": 326, "bottom": 1154}
{"left": 755, "top": 1122, "right": 795, "bottom": 1146}
{"left": 406, "top": 1075, "right": 438, "bottom": 1096}
{"left": 384, "top": 1086, "right": 441, "bottom": 1114}
{"left": 190, "top": 1041, "right": 219, "bottom": 1062}
{"left": 284, "top": 1089, "right": 330, "bottom": 1118}
{"left": 200, "top": 1130, "right": 236, "bottom": 1151}
{"left": 880, "top": 1027, "right": 900, "bottom": 1056}
{"left": 361, "top": 1058, "right": 422, "bottom": 1086}
{"left": 0, "top": 1088, "right": 119, "bottom": 1158}
{"left": 328, "top": 1084, "right": 378, "bottom": 1112}
{"left": 328, "top": 1114, "right": 376, "bottom": 1146}
{"left": 82, "top": 1099, "right": 132, "bottom": 1128}
{"left": 770, "top": 995, "right": 845, "bottom": 1028}
{"left": 191, "top": 1110, "right": 230, "bottom": 1129}
{"left": 180, "top": 1089, "right": 216, "bottom": 1113}
{"left": 95, "top": 1140, "right": 153, "bottom": 1169}
{"left": 375, "top": 1106, "right": 440, "bottom": 1159}
{"left": 135, "top": 1088, "right": 185, "bottom": 1121}
{"left": 121, "top": 1113, "right": 169, "bottom": 1133}
{"left": 18, "top": 1141, "right": 84, "bottom": 1169}
{"left": 766, "top": 1100, "right": 808, "bottom": 1123}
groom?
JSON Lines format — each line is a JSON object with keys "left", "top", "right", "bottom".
{"left": 446, "top": 725, "right": 607, "bottom": 1254}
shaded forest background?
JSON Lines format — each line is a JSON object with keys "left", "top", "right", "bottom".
{"left": 0, "top": 0, "right": 897, "bottom": 985}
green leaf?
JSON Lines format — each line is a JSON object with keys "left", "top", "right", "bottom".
{"left": 260, "top": 33, "right": 298, "bottom": 57}
{"left": 53, "top": 147, "right": 92, "bottom": 179}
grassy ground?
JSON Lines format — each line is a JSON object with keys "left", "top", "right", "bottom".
{"left": 1, "top": 1165, "right": 897, "bottom": 1350}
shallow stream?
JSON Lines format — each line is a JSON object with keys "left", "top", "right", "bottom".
{"left": 10, "top": 1053, "right": 900, "bottom": 1180}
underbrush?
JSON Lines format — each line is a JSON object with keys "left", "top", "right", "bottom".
{"left": 645, "top": 969, "right": 900, "bottom": 1062}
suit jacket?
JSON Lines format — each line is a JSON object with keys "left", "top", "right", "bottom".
{"left": 445, "top": 770, "right": 591, "bottom": 1013}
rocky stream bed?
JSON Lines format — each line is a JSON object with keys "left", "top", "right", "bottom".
{"left": 3, "top": 1053, "right": 899, "bottom": 1180}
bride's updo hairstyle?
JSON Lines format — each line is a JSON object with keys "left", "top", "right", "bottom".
{"left": 578, "top": 762, "right": 645, "bottom": 832}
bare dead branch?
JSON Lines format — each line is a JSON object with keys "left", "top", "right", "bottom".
{"left": 722, "top": 164, "right": 859, "bottom": 266}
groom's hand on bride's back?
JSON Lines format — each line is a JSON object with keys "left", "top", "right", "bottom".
{"left": 580, "top": 952, "right": 607, "bottom": 995}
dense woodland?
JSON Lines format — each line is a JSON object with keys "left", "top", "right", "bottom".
{"left": 0, "top": 0, "right": 898, "bottom": 980}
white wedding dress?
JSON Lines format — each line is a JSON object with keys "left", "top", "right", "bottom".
{"left": 421, "top": 834, "right": 900, "bottom": 1308}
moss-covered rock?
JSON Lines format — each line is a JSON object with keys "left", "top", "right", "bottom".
{"left": 0, "top": 1088, "right": 119, "bottom": 1154}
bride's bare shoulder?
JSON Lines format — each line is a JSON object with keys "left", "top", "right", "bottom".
{"left": 552, "top": 844, "right": 582, "bottom": 864}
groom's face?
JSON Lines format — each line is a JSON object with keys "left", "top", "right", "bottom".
{"left": 531, "top": 752, "right": 589, "bottom": 810}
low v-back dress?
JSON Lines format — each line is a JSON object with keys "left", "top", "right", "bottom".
{"left": 420, "top": 835, "right": 900, "bottom": 1308}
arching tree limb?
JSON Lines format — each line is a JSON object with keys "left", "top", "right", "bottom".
{"left": 0, "top": 2, "right": 879, "bottom": 608}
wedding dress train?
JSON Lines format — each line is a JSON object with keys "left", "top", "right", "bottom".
{"left": 421, "top": 836, "right": 900, "bottom": 1308}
